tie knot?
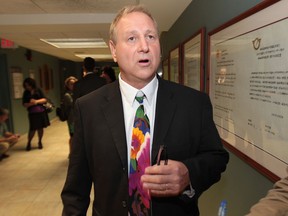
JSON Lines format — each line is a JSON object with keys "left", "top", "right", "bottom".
{"left": 135, "top": 91, "right": 145, "bottom": 104}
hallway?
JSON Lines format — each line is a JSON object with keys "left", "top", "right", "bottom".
{"left": 0, "top": 119, "right": 92, "bottom": 216}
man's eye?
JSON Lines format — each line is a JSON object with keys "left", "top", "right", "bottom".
{"left": 147, "top": 35, "right": 157, "bottom": 41}
{"left": 128, "top": 37, "right": 136, "bottom": 41}
{"left": 148, "top": 35, "right": 155, "bottom": 39}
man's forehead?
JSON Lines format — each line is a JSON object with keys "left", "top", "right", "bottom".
{"left": 116, "top": 13, "right": 156, "bottom": 31}
{"left": 117, "top": 11, "right": 153, "bottom": 25}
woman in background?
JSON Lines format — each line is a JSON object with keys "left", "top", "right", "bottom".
{"left": 22, "top": 77, "right": 50, "bottom": 151}
{"left": 63, "top": 76, "right": 78, "bottom": 157}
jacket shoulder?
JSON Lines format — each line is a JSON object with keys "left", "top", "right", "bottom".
{"left": 159, "top": 78, "right": 208, "bottom": 99}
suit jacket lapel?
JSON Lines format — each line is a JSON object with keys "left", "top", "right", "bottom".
{"left": 100, "top": 79, "right": 176, "bottom": 167}
{"left": 152, "top": 78, "right": 176, "bottom": 164}
{"left": 101, "top": 82, "right": 128, "bottom": 169}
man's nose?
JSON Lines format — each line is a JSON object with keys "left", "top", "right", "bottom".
{"left": 138, "top": 37, "right": 149, "bottom": 53}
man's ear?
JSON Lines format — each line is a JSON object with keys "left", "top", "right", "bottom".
{"left": 109, "top": 40, "right": 117, "bottom": 63}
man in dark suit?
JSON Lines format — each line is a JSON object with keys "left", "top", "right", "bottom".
{"left": 73, "top": 57, "right": 107, "bottom": 101}
{"left": 61, "top": 5, "right": 229, "bottom": 216}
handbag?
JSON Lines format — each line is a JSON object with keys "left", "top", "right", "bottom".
{"left": 43, "top": 99, "right": 54, "bottom": 113}
{"left": 56, "top": 105, "right": 68, "bottom": 121}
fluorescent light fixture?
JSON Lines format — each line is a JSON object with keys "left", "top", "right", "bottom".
{"left": 75, "top": 54, "right": 112, "bottom": 60}
{"left": 40, "top": 38, "right": 107, "bottom": 48}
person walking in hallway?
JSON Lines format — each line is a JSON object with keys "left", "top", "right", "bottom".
{"left": 63, "top": 76, "right": 78, "bottom": 157}
{"left": 22, "top": 77, "right": 50, "bottom": 151}
{"left": 61, "top": 5, "right": 229, "bottom": 216}
{"left": 73, "top": 57, "right": 107, "bottom": 102}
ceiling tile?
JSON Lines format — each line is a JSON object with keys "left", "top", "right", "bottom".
{"left": 0, "top": 0, "right": 192, "bottom": 62}
{"left": 32, "top": 0, "right": 138, "bottom": 13}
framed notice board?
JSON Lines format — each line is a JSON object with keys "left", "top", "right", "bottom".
{"left": 181, "top": 28, "right": 205, "bottom": 91}
{"left": 208, "top": 0, "right": 288, "bottom": 181}
{"left": 162, "top": 58, "right": 169, "bottom": 80}
{"left": 169, "top": 46, "right": 180, "bottom": 83}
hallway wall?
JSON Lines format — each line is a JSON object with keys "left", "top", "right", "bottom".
{"left": 0, "top": 54, "right": 12, "bottom": 128}
{"left": 0, "top": 47, "right": 61, "bottom": 135}
{"left": 0, "top": 46, "right": 119, "bottom": 135}
{"left": 0, "top": 1, "right": 276, "bottom": 215}
{"left": 160, "top": 0, "right": 274, "bottom": 215}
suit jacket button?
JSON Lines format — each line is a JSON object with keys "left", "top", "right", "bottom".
{"left": 122, "top": 200, "right": 127, "bottom": 207}
{"left": 122, "top": 167, "right": 126, "bottom": 172}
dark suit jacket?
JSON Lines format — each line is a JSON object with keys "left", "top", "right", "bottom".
{"left": 73, "top": 72, "right": 107, "bottom": 102}
{"left": 61, "top": 77, "right": 229, "bottom": 216}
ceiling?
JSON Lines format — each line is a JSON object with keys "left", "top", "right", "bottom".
{"left": 0, "top": 0, "right": 192, "bottom": 62}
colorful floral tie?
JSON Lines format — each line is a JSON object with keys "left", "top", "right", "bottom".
{"left": 128, "top": 91, "right": 151, "bottom": 216}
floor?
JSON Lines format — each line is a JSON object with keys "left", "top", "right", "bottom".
{"left": 0, "top": 119, "right": 92, "bottom": 216}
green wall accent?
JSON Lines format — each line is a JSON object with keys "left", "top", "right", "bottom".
{"left": 199, "top": 152, "right": 273, "bottom": 215}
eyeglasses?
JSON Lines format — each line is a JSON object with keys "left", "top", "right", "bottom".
{"left": 156, "top": 145, "right": 168, "bottom": 165}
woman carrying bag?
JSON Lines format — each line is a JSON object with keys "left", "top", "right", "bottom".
{"left": 22, "top": 77, "right": 50, "bottom": 151}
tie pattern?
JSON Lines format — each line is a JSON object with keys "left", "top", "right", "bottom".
{"left": 128, "top": 91, "right": 151, "bottom": 216}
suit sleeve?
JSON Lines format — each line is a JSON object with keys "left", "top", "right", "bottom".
{"left": 182, "top": 93, "right": 229, "bottom": 199}
{"left": 61, "top": 100, "right": 92, "bottom": 215}
{"left": 245, "top": 169, "right": 288, "bottom": 216}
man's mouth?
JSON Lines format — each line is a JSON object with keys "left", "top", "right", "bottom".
{"left": 139, "top": 59, "right": 149, "bottom": 63}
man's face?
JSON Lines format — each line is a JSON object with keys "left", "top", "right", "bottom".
{"left": 24, "top": 83, "right": 33, "bottom": 91}
{"left": 109, "top": 12, "right": 161, "bottom": 89}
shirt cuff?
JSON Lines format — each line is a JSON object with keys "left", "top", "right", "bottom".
{"left": 182, "top": 182, "right": 195, "bottom": 198}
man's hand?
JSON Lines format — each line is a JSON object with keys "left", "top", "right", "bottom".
{"left": 6, "top": 134, "right": 19, "bottom": 144}
{"left": 141, "top": 160, "right": 190, "bottom": 197}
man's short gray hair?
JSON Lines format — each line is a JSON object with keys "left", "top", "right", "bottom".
{"left": 109, "top": 5, "right": 159, "bottom": 43}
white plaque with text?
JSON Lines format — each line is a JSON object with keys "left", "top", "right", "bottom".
{"left": 209, "top": 0, "right": 288, "bottom": 178}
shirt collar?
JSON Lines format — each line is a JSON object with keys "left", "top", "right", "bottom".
{"left": 85, "top": 71, "right": 94, "bottom": 75}
{"left": 119, "top": 74, "right": 158, "bottom": 106}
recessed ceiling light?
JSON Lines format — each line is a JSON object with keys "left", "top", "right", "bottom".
{"left": 75, "top": 54, "right": 112, "bottom": 60}
{"left": 40, "top": 38, "right": 107, "bottom": 48}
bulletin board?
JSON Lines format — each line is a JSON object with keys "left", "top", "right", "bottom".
{"left": 11, "top": 67, "right": 23, "bottom": 99}
{"left": 162, "top": 58, "right": 169, "bottom": 80}
{"left": 208, "top": 0, "right": 288, "bottom": 180}
{"left": 181, "top": 28, "right": 205, "bottom": 91}
{"left": 169, "top": 46, "right": 180, "bottom": 83}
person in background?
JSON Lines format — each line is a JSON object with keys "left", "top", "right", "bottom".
{"left": 22, "top": 77, "right": 50, "bottom": 151}
{"left": 63, "top": 76, "right": 78, "bottom": 157}
{"left": 0, "top": 108, "right": 20, "bottom": 160}
{"left": 246, "top": 167, "right": 288, "bottom": 216}
{"left": 73, "top": 57, "right": 107, "bottom": 102}
{"left": 61, "top": 5, "right": 229, "bottom": 216}
{"left": 100, "top": 65, "right": 117, "bottom": 83}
